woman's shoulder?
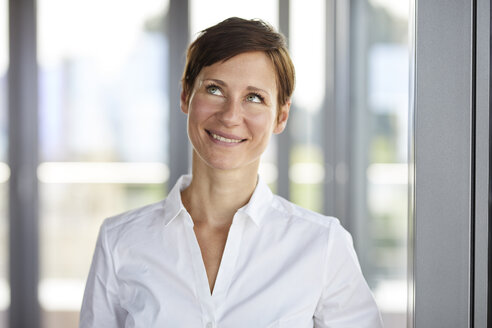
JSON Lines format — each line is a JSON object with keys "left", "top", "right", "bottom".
{"left": 101, "top": 200, "right": 166, "bottom": 238}
{"left": 269, "top": 194, "right": 342, "bottom": 230}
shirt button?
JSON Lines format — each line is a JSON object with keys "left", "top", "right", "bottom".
{"left": 206, "top": 322, "right": 214, "bottom": 328}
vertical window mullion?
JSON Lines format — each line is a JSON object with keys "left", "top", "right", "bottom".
{"left": 8, "top": 0, "right": 40, "bottom": 327}
{"left": 277, "top": 0, "right": 290, "bottom": 200}
{"left": 168, "top": 0, "right": 190, "bottom": 187}
{"left": 323, "top": 0, "right": 336, "bottom": 217}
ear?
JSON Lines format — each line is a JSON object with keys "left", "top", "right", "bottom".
{"left": 273, "top": 100, "right": 291, "bottom": 134}
{"left": 180, "top": 90, "right": 189, "bottom": 114}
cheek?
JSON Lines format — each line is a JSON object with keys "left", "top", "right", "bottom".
{"left": 188, "top": 96, "right": 219, "bottom": 123}
{"left": 246, "top": 111, "right": 277, "bottom": 137}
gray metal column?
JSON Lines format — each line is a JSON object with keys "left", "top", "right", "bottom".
{"left": 323, "top": 0, "right": 336, "bottom": 218}
{"left": 333, "top": 0, "right": 351, "bottom": 224}
{"left": 323, "top": 0, "right": 351, "bottom": 226}
{"left": 277, "top": 0, "right": 291, "bottom": 199}
{"left": 8, "top": 0, "right": 40, "bottom": 327}
{"left": 474, "top": 0, "right": 490, "bottom": 326}
{"left": 168, "top": 0, "right": 190, "bottom": 187}
{"left": 347, "top": 0, "right": 369, "bottom": 252}
{"left": 412, "top": 0, "right": 474, "bottom": 326}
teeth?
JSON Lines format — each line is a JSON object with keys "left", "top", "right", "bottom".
{"left": 211, "top": 132, "right": 242, "bottom": 143}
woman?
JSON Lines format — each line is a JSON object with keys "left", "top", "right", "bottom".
{"left": 80, "top": 17, "right": 383, "bottom": 328}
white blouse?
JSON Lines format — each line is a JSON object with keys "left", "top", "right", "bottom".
{"left": 80, "top": 175, "right": 383, "bottom": 328}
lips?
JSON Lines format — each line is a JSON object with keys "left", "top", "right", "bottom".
{"left": 206, "top": 129, "right": 246, "bottom": 143}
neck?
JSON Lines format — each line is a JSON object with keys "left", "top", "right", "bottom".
{"left": 181, "top": 152, "right": 259, "bottom": 228}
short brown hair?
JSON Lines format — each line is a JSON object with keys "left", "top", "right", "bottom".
{"left": 181, "top": 17, "right": 295, "bottom": 115}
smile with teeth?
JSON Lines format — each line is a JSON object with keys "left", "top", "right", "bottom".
{"left": 208, "top": 131, "right": 244, "bottom": 143}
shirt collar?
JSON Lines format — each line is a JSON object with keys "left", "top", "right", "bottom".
{"left": 162, "top": 174, "right": 274, "bottom": 227}
{"left": 162, "top": 174, "right": 191, "bottom": 227}
{"left": 237, "top": 174, "right": 273, "bottom": 227}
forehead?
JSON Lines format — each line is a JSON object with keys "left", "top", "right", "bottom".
{"left": 197, "top": 51, "right": 277, "bottom": 92}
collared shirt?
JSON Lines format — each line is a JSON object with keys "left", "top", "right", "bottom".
{"left": 80, "top": 175, "right": 383, "bottom": 328}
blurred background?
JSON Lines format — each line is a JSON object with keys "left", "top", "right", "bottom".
{"left": 0, "top": 0, "right": 410, "bottom": 327}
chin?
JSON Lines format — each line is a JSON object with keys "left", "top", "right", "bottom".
{"left": 193, "top": 148, "right": 261, "bottom": 172}
{"left": 193, "top": 151, "right": 237, "bottom": 171}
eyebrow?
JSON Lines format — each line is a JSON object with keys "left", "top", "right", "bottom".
{"left": 203, "top": 78, "right": 271, "bottom": 96}
{"left": 204, "top": 78, "right": 226, "bottom": 86}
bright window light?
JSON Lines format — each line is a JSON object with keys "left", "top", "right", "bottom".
{"left": 37, "top": 162, "right": 169, "bottom": 184}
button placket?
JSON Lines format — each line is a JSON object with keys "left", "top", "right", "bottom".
{"left": 212, "top": 213, "right": 246, "bottom": 310}
{"left": 182, "top": 212, "right": 216, "bottom": 325}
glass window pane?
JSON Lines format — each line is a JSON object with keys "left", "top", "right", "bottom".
{"left": 38, "top": 0, "right": 169, "bottom": 163}
{"left": 289, "top": 0, "right": 326, "bottom": 212}
{"left": 352, "top": 1, "right": 410, "bottom": 327}
{"left": 0, "top": 0, "right": 8, "bottom": 325}
{"left": 37, "top": 1, "right": 170, "bottom": 327}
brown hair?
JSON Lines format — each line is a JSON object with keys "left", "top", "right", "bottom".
{"left": 181, "top": 17, "right": 295, "bottom": 116}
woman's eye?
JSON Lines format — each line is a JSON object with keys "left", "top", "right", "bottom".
{"left": 246, "top": 94, "right": 262, "bottom": 103}
{"left": 207, "top": 86, "right": 222, "bottom": 96}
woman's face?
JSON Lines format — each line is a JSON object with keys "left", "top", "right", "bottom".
{"left": 181, "top": 51, "right": 290, "bottom": 172}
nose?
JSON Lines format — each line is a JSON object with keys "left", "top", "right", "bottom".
{"left": 218, "top": 98, "right": 243, "bottom": 126}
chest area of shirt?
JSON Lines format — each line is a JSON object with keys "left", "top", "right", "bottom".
{"left": 113, "top": 218, "right": 325, "bottom": 325}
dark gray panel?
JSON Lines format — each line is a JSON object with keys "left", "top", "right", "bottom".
{"left": 414, "top": 0, "right": 473, "bottom": 326}
{"left": 474, "top": 0, "right": 490, "bottom": 326}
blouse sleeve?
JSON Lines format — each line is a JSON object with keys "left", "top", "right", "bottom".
{"left": 314, "top": 221, "right": 383, "bottom": 328}
{"left": 80, "top": 221, "right": 127, "bottom": 327}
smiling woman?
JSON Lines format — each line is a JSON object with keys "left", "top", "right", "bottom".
{"left": 80, "top": 17, "right": 383, "bottom": 328}
{"left": 182, "top": 51, "right": 288, "bottom": 172}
